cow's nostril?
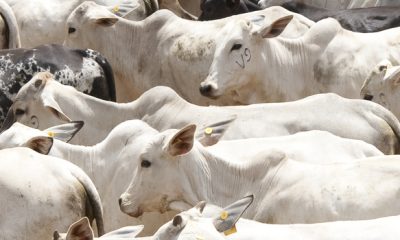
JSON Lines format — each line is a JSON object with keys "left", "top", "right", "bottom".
{"left": 363, "top": 94, "right": 374, "bottom": 101}
{"left": 200, "top": 84, "right": 212, "bottom": 95}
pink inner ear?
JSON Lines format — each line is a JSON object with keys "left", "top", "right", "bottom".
{"left": 169, "top": 140, "right": 192, "bottom": 156}
{"left": 70, "top": 223, "right": 92, "bottom": 240}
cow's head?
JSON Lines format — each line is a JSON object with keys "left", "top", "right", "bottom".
{"left": 1, "top": 72, "right": 73, "bottom": 133}
{"left": 199, "top": 15, "right": 294, "bottom": 100}
{"left": 361, "top": 59, "right": 400, "bottom": 117}
{"left": 0, "top": 121, "right": 83, "bottom": 152}
{"left": 153, "top": 195, "right": 253, "bottom": 240}
{"left": 119, "top": 122, "right": 199, "bottom": 217}
{"left": 65, "top": 1, "right": 119, "bottom": 49}
{"left": 200, "top": 16, "right": 340, "bottom": 103}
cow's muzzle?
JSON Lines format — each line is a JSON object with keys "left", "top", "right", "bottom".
{"left": 199, "top": 81, "right": 220, "bottom": 99}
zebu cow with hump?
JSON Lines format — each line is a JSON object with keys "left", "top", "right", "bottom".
{"left": 64, "top": 2, "right": 314, "bottom": 103}
{"left": 200, "top": 13, "right": 400, "bottom": 104}
{"left": 118, "top": 122, "right": 400, "bottom": 224}
{"left": 0, "top": 44, "right": 115, "bottom": 126}
{"left": 2, "top": 72, "right": 400, "bottom": 154}
{"left": 0, "top": 120, "right": 384, "bottom": 231}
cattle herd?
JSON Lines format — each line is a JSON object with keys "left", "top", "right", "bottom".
{"left": 2, "top": 0, "right": 400, "bottom": 239}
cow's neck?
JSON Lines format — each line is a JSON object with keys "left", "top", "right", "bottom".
{"left": 52, "top": 86, "right": 142, "bottom": 144}
{"left": 257, "top": 39, "right": 316, "bottom": 101}
{"left": 179, "top": 143, "right": 287, "bottom": 217}
{"left": 50, "top": 135, "right": 133, "bottom": 196}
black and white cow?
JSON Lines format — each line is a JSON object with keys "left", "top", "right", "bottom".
{"left": 198, "top": 0, "right": 261, "bottom": 20}
{"left": 280, "top": 1, "right": 400, "bottom": 32}
{"left": 199, "top": 0, "right": 400, "bottom": 33}
{"left": 0, "top": 44, "right": 115, "bottom": 125}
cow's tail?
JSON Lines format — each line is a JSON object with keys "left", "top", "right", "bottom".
{"left": 68, "top": 163, "right": 105, "bottom": 236}
{"left": 143, "top": 0, "right": 159, "bottom": 16}
{"left": 81, "top": 49, "right": 117, "bottom": 102}
{"left": 0, "top": 0, "right": 20, "bottom": 48}
{"left": 370, "top": 101, "right": 400, "bottom": 154}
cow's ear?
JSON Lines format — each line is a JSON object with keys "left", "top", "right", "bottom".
{"left": 252, "top": 15, "right": 293, "bottom": 38}
{"left": 32, "top": 72, "right": 53, "bottom": 91}
{"left": 196, "top": 116, "right": 236, "bottom": 147}
{"left": 23, "top": 136, "right": 53, "bottom": 155}
{"left": 66, "top": 217, "right": 94, "bottom": 240}
{"left": 389, "top": 68, "right": 400, "bottom": 87}
{"left": 167, "top": 124, "right": 196, "bottom": 156}
{"left": 213, "top": 195, "right": 253, "bottom": 234}
{"left": 44, "top": 121, "right": 84, "bottom": 143}
{"left": 41, "top": 92, "right": 71, "bottom": 122}
{"left": 95, "top": 17, "right": 119, "bottom": 27}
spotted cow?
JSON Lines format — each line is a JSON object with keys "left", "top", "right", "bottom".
{"left": 0, "top": 44, "right": 115, "bottom": 126}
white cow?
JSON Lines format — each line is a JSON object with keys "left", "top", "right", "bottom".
{"left": 54, "top": 217, "right": 149, "bottom": 240}
{"left": 158, "top": 195, "right": 400, "bottom": 240}
{"left": 0, "top": 146, "right": 104, "bottom": 239}
{"left": 119, "top": 122, "right": 400, "bottom": 223}
{"left": 3, "top": 0, "right": 157, "bottom": 48}
{"left": 64, "top": 2, "right": 313, "bottom": 103}
{"left": 57, "top": 195, "right": 400, "bottom": 240}
{"left": 3, "top": 72, "right": 400, "bottom": 154}
{"left": 200, "top": 12, "right": 400, "bottom": 104}
{"left": 0, "top": 121, "right": 179, "bottom": 235}
{"left": 0, "top": 0, "right": 20, "bottom": 49}
{"left": 0, "top": 121, "right": 385, "bottom": 232}
{"left": 360, "top": 60, "right": 400, "bottom": 120}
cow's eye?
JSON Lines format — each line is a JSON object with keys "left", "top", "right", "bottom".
{"left": 230, "top": 43, "right": 242, "bottom": 52}
{"left": 68, "top": 27, "right": 76, "bottom": 34}
{"left": 141, "top": 160, "right": 152, "bottom": 168}
{"left": 15, "top": 109, "right": 25, "bottom": 116}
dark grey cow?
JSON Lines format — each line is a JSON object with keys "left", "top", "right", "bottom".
{"left": 0, "top": 44, "right": 115, "bottom": 125}
{"left": 198, "top": 0, "right": 261, "bottom": 20}
{"left": 280, "top": 1, "right": 400, "bottom": 32}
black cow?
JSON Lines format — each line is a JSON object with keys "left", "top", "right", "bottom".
{"left": 280, "top": 1, "right": 400, "bottom": 32}
{"left": 198, "top": 0, "right": 261, "bottom": 20}
{"left": 0, "top": 44, "right": 116, "bottom": 125}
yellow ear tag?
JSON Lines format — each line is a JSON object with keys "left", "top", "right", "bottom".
{"left": 223, "top": 225, "right": 237, "bottom": 236}
{"left": 47, "top": 131, "right": 55, "bottom": 137}
{"left": 112, "top": 5, "right": 119, "bottom": 13}
{"left": 196, "top": 235, "right": 205, "bottom": 240}
{"left": 204, "top": 127, "right": 213, "bottom": 135}
{"left": 220, "top": 211, "right": 228, "bottom": 220}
